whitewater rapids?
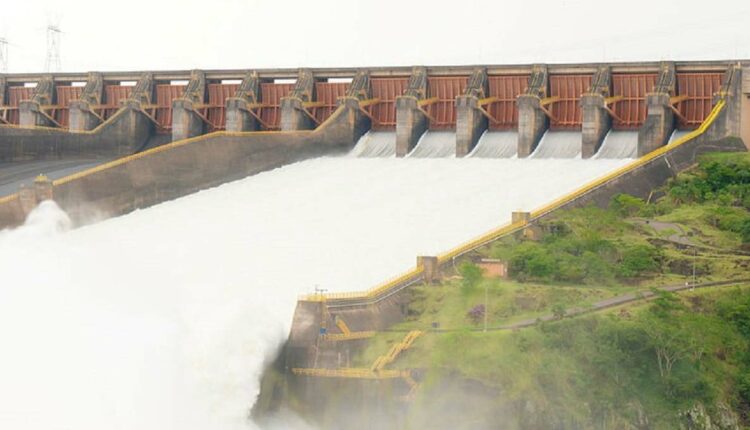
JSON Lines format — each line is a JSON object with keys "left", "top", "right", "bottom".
{"left": 0, "top": 155, "right": 630, "bottom": 429}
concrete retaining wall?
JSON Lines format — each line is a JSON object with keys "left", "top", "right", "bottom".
{"left": 0, "top": 101, "right": 366, "bottom": 229}
{"left": 0, "top": 105, "right": 153, "bottom": 161}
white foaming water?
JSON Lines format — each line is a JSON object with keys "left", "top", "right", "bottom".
{"left": 595, "top": 131, "right": 638, "bottom": 159}
{"left": 350, "top": 131, "right": 396, "bottom": 157}
{"left": 0, "top": 156, "right": 631, "bottom": 429}
{"left": 669, "top": 129, "right": 691, "bottom": 143}
{"left": 469, "top": 131, "right": 518, "bottom": 158}
{"left": 408, "top": 131, "right": 456, "bottom": 158}
{"left": 531, "top": 131, "right": 582, "bottom": 159}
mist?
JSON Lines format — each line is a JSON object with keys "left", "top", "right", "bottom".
{"left": 0, "top": 156, "right": 628, "bottom": 428}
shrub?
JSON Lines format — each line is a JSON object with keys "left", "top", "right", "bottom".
{"left": 459, "top": 262, "right": 482, "bottom": 295}
{"left": 510, "top": 242, "right": 557, "bottom": 281}
{"left": 610, "top": 194, "right": 646, "bottom": 217}
{"left": 740, "top": 218, "right": 750, "bottom": 244}
{"left": 467, "top": 304, "right": 485, "bottom": 325}
{"left": 618, "top": 244, "right": 660, "bottom": 278}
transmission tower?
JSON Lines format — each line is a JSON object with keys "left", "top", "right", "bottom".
{"left": 44, "top": 25, "right": 61, "bottom": 72}
{"left": 0, "top": 37, "right": 7, "bottom": 73}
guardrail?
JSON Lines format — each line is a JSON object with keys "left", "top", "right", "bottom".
{"left": 304, "top": 99, "right": 727, "bottom": 304}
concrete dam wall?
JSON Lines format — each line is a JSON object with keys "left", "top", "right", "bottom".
{"left": 1, "top": 61, "right": 747, "bottom": 231}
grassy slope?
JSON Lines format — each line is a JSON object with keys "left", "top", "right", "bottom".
{"left": 351, "top": 152, "right": 750, "bottom": 428}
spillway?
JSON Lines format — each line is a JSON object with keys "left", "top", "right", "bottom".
{"left": 469, "top": 131, "right": 518, "bottom": 158}
{"left": 0, "top": 155, "right": 631, "bottom": 429}
{"left": 408, "top": 131, "right": 455, "bottom": 158}
{"left": 669, "top": 129, "right": 691, "bottom": 143}
{"left": 350, "top": 131, "right": 396, "bottom": 157}
{"left": 531, "top": 131, "right": 582, "bottom": 158}
{"left": 595, "top": 131, "right": 638, "bottom": 159}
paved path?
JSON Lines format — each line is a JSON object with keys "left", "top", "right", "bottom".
{"left": 384, "top": 278, "right": 750, "bottom": 333}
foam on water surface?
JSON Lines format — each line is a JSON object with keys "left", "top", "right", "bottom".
{"left": 0, "top": 155, "right": 631, "bottom": 429}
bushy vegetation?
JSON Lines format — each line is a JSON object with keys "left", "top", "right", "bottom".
{"left": 668, "top": 153, "right": 750, "bottom": 207}
{"left": 488, "top": 152, "right": 750, "bottom": 286}
{"left": 668, "top": 153, "right": 750, "bottom": 244}
{"left": 400, "top": 287, "right": 750, "bottom": 429}
{"left": 349, "top": 152, "right": 750, "bottom": 429}
{"left": 489, "top": 206, "right": 663, "bottom": 284}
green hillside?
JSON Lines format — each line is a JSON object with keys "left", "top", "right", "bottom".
{"left": 352, "top": 152, "right": 750, "bottom": 429}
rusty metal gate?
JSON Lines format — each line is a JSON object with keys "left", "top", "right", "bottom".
{"left": 5, "top": 86, "right": 34, "bottom": 125}
{"left": 549, "top": 74, "right": 591, "bottom": 129}
{"left": 154, "top": 84, "right": 186, "bottom": 132}
{"left": 206, "top": 83, "right": 239, "bottom": 131}
{"left": 426, "top": 76, "right": 468, "bottom": 129}
{"left": 611, "top": 73, "right": 657, "bottom": 130}
{"left": 260, "top": 83, "right": 293, "bottom": 130}
{"left": 314, "top": 82, "right": 348, "bottom": 124}
{"left": 487, "top": 75, "right": 529, "bottom": 130}
{"left": 103, "top": 85, "right": 133, "bottom": 120}
{"left": 675, "top": 72, "right": 724, "bottom": 129}
{"left": 54, "top": 86, "right": 83, "bottom": 128}
{"left": 369, "top": 77, "right": 408, "bottom": 130}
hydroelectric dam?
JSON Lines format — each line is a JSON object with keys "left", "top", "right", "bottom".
{"left": 0, "top": 61, "right": 748, "bottom": 429}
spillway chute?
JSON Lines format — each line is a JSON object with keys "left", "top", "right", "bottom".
{"left": 407, "top": 131, "right": 456, "bottom": 158}
{"left": 669, "top": 129, "right": 691, "bottom": 143}
{"left": 468, "top": 131, "right": 518, "bottom": 158}
{"left": 530, "top": 131, "right": 582, "bottom": 159}
{"left": 350, "top": 131, "right": 397, "bottom": 158}
{"left": 595, "top": 131, "right": 638, "bottom": 159}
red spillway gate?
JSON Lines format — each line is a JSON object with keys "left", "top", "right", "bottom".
{"left": 675, "top": 72, "right": 724, "bottom": 129}
{"left": 314, "top": 82, "right": 348, "bottom": 124}
{"left": 206, "top": 83, "right": 239, "bottom": 131}
{"left": 426, "top": 76, "right": 468, "bottom": 129}
{"left": 487, "top": 75, "right": 529, "bottom": 130}
{"left": 104, "top": 85, "right": 133, "bottom": 120}
{"left": 154, "top": 84, "right": 186, "bottom": 133}
{"left": 54, "top": 86, "right": 84, "bottom": 128}
{"left": 369, "top": 77, "right": 408, "bottom": 130}
{"left": 611, "top": 74, "right": 657, "bottom": 130}
{"left": 260, "top": 83, "right": 293, "bottom": 130}
{"left": 4, "top": 87, "right": 34, "bottom": 125}
{"left": 549, "top": 74, "right": 591, "bottom": 129}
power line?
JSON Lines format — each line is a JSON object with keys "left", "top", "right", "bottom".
{"left": 0, "top": 37, "right": 7, "bottom": 72}
{"left": 44, "top": 25, "right": 61, "bottom": 72}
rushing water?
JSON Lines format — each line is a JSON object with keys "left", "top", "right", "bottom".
{"left": 531, "top": 131, "right": 582, "bottom": 159}
{"left": 0, "top": 155, "right": 631, "bottom": 429}
{"left": 596, "top": 131, "right": 639, "bottom": 159}
{"left": 469, "top": 131, "right": 518, "bottom": 158}
{"left": 350, "top": 131, "right": 397, "bottom": 157}
{"left": 408, "top": 131, "right": 456, "bottom": 158}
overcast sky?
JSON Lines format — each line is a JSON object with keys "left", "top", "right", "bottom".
{"left": 1, "top": 0, "right": 749, "bottom": 73}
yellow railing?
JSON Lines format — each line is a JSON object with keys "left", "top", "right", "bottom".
{"left": 320, "top": 316, "right": 377, "bottom": 341}
{"left": 0, "top": 193, "right": 18, "bottom": 206}
{"left": 292, "top": 329, "right": 423, "bottom": 389}
{"left": 321, "top": 331, "right": 376, "bottom": 341}
{"left": 308, "top": 99, "right": 726, "bottom": 304}
{"left": 291, "top": 367, "right": 406, "bottom": 379}
{"left": 371, "top": 330, "right": 423, "bottom": 372}
{"left": 529, "top": 99, "right": 726, "bottom": 219}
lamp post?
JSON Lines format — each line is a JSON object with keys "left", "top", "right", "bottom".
{"left": 484, "top": 283, "right": 488, "bottom": 333}
{"left": 692, "top": 247, "right": 697, "bottom": 288}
